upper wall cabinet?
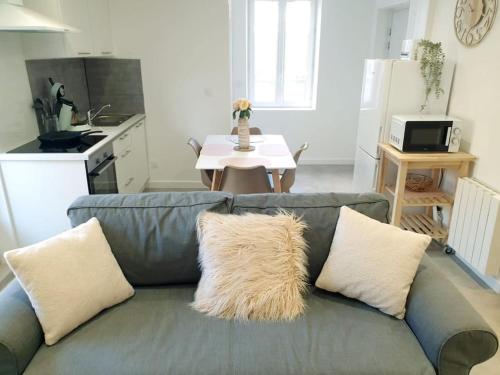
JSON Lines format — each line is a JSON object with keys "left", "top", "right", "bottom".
{"left": 87, "top": 0, "right": 113, "bottom": 56}
{"left": 22, "top": 0, "right": 114, "bottom": 59}
{"left": 60, "top": 0, "right": 94, "bottom": 56}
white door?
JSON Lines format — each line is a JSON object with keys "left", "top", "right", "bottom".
{"left": 388, "top": 8, "right": 409, "bottom": 59}
{"left": 356, "top": 59, "right": 392, "bottom": 158}
{"left": 352, "top": 147, "right": 379, "bottom": 193}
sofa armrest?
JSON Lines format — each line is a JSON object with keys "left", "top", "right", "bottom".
{"left": 0, "top": 280, "right": 43, "bottom": 375}
{"left": 405, "top": 255, "right": 498, "bottom": 375}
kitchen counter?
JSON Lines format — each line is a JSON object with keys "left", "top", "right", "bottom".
{"left": 0, "top": 114, "right": 146, "bottom": 161}
{"left": 0, "top": 113, "right": 149, "bottom": 246}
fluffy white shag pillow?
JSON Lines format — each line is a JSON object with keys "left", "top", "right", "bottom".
{"left": 4, "top": 217, "right": 134, "bottom": 345}
{"left": 192, "top": 211, "right": 308, "bottom": 321}
{"left": 315, "top": 206, "right": 431, "bottom": 319}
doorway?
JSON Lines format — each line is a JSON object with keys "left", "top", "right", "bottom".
{"left": 388, "top": 7, "right": 409, "bottom": 58}
{"left": 371, "top": 2, "right": 410, "bottom": 59}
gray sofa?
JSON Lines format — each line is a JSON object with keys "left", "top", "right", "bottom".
{"left": 0, "top": 192, "right": 497, "bottom": 375}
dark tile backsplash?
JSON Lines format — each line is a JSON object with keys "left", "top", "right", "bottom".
{"left": 25, "top": 57, "right": 145, "bottom": 126}
{"left": 85, "top": 58, "right": 145, "bottom": 114}
{"left": 25, "top": 58, "right": 90, "bottom": 116}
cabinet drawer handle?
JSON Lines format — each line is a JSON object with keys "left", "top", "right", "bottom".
{"left": 135, "top": 123, "right": 143, "bottom": 128}
{"left": 119, "top": 133, "right": 129, "bottom": 141}
{"left": 101, "top": 51, "right": 113, "bottom": 55}
{"left": 120, "top": 149, "right": 131, "bottom": 158}
{"left": 125, "top": 177, "right": 134, "bottom": 187}
{"left": 77, "top": 52, "right": 91, "bottom": 55}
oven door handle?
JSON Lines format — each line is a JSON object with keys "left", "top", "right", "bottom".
{"left": 90, "top": 156, "right": 117, "bottom": 177}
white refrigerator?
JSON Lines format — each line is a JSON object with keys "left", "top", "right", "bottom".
{"left": 352, "top": 59, "right": 455, "bottom": 192}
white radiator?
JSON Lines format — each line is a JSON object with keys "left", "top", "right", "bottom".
{"left": 448, "top": 178, "right": 500, "bottom": 289}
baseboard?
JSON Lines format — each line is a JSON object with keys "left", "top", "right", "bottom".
{"left": 147, "top": 180, "right": 206, "bottom": 190}
{"left": 146, "top": 160, "right": 354, "bottom": 190}
{"left": 299, "top": 158, "right": 354, "bottom": 166}
{"left": 454, "top": 253, "right": 500, "bottom": 293}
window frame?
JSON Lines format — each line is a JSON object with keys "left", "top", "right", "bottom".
{"left": 247, "top": 0, "right": 321, "bottom": 109}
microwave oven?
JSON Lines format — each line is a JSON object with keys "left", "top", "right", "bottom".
{"left": 389, "top": 115, "right": 462, "bottom": 152}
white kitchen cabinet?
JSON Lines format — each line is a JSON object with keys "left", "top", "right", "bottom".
{"left": 0, "top": 159, "right": 89, "bottom": 246}
{"left": 87, "top": 0, "right": 114, "bottom": 56}
{"left": 113, "top": 120, "right": 149, "bottom": 194}
{"left": 60, "top": 0, "right": 94, "bottom": 57}
{"left": 131, "top": 120, "right": 149, "bottom": 191}
{"left": 22, "top": 0, "right": 113, "bottom": 58}
{"left": 113, "top": 128, "right": 134, "bottom": 193}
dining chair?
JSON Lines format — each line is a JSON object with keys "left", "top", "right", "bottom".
{"left": 230, "top": 127, "right": 263, "bottom": 135}
{"left": 187, "top": 137, "right": 213, "bottom": 189}
{"left": 280, "top": 142, "right": 309, "bottom": 193}
{"left": 218, "top": 165, "right": 273, "bottom": 194}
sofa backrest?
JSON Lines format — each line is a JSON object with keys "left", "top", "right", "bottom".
{"left": 231, "top": 193, "right": 390, "bottom": 281}
{"left": 67, "top": 192, "right": 390, "bottom": 286}
{"left": 67, "top": 192, "right": 232, "bottom": 285}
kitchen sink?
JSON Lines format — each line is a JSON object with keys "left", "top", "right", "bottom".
{"left": 92, "top": 114, "right": 135, "bottom": 126}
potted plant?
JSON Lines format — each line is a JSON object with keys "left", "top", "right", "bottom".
{"left": 232, "top": 98, "right": 254, "bottom": 151}
{"left": 414, "top": 40, "right": 446, "bottom": 112}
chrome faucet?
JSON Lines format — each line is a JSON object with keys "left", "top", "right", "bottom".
{"left": 87, "top": 104, "right": 111, "bottom": 126}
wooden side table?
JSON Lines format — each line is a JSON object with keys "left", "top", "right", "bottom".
{"left": 376, "top": 143, "right": 476, "bottom": 242}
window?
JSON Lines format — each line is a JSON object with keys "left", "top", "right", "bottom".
{"left": 248, "top": 0, "right": 320, "bottom": 109}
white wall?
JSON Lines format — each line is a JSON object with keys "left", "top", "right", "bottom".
{"left": 428, "top": 0, "right": 500, "bottom": 191}
{"left": 0, "top": 34, "right": 38, "bottom": 153}
{"left": 109, "top": 0, "right": 232, "bottom": 188}
{"left": 0, "top": 33, "right": 38, "bottom": 253}
{"left": 232, "top": 0, "right": 375, "bottom": 164}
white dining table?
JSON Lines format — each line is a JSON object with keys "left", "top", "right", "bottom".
{"left": 195, "top": 134, "right": 296, "bottom": 192}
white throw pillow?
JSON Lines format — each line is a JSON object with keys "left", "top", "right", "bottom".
{"left": 4, "top": 217, "right": 134, "bottom": 345}
{"left": 315, "top": 206, "right": 431, "bottom": 319}
{"left": 192, "top": 211, "right": 309, "bottom": 321}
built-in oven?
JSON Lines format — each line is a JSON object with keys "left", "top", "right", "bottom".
{"left": 86, "top": 142, "right": 119, "bottom": 194}
{"left": 389, "top": 115, "right": 462, "bottom": 153}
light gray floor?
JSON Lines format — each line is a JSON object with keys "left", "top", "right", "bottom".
{"left": 291, "top": 165, "right": 355, "bottom": 193}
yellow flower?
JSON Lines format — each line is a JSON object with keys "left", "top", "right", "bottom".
{"left": 232, "top": 100, "right": 240, "bottom": 111}
{"left": 239, "top": 99, "right": 251, "bottom": 111}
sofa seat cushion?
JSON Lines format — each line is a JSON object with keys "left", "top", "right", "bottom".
{"left": 25, "top": 287, "right": 435, "bottom": 375}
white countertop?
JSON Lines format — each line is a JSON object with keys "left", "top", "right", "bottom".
{"left": 0, "top": 114, "right": 146, "bottom": 161}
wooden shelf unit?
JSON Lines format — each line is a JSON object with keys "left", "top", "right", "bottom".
{"left": 377, "top": 144, "right": 476, "bottom": 242}
{"left": 400, "top": 214, "right": 448, "bottom": 240}
{"left": 384, "top": 186, "right": 454, "bottom": 207}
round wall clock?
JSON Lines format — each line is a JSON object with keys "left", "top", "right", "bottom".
{"left": 454, "top": 0, "right": 497, "bottom": 46}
